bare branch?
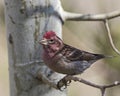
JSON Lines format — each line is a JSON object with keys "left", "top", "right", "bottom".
{"left": 63, "top": 10, "right": 120, "bottom": 21}
{"left": 104, "top": 20, "right": 120, "bottom": 55}
{"left": 57, "top": 75, "right": 120, "bottom": 96}
{"left": 61, "top": 9, "right": 120, "bottom": 56}
{"left": 37, "top": 73, "right": 120, "bottom": 96}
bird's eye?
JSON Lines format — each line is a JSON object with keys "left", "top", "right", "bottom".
{"left": 48, "top": 39, "right": 54, "bottom": 44}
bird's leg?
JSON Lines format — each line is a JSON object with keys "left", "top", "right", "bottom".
{"left": 57, "top": 75, "right": 72, "bottom": 90}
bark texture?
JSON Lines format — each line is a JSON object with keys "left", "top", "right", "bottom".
{"left": 4, "top": 0, "right": 66, "bottom": 96}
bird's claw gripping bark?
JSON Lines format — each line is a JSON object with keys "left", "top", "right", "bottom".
{"left": 57, "top": 75, "right": 72, "bottom": 91}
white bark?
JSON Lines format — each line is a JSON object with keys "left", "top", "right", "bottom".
{"left": 4, "top": 0, "right": 66, "bottom": 96}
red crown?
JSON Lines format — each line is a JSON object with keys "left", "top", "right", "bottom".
{"left": 43, "top": 31, "right": 56, "bottom": 39}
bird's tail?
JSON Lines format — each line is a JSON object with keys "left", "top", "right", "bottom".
{"left": 94, "top": 53, "right": 115, "bottom": 60}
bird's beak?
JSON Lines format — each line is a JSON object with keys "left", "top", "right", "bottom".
{"left": 39, "top": 39, "right": 48, "bottom": 45}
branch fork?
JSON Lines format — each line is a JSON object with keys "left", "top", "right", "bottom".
{"left": 37, "top": 74, "right": 120, "bottom": 96}
{"left": 60, "top": 8, "right": 120, "bottom": 56}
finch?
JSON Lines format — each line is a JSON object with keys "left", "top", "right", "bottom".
{"left": 39, "top": 31, "right": 107, "bottom": 75}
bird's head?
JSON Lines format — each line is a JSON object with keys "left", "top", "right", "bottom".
{"left": 39, "top": 31, "right": 63, "bottom": 52}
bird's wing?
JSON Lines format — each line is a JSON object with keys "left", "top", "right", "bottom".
{"left": 61, "top": 44, "right": 105, "bottom": 61}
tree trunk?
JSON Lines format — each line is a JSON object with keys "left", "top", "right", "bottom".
{"left": 4, "top": 0, "right": 66, "bottom": 96}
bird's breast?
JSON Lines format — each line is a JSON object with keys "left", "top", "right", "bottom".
{"left": 43, "top": 52, "right": 62, "bottom": 66}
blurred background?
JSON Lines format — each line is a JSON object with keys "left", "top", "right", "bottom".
{"left": 0, "top": 0, "right": 9, "bottom": 96}
{"left": 0, "top": 0, "right": 120, "bottom": 96}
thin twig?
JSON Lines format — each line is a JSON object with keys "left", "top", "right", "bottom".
{"left": 62, "top": 10, "right": 120, "bottom": 56}
{"left": 57, "top": 75, "right": 120, "bottom": 96}
{"left": 37, "top": 74, "right": 120, "bottom": 96}
{"left": 104, "top": 19, "right": 120, "bottom": 55}
{"left": 63, "top": 10, "right": 120, "bottom": 21}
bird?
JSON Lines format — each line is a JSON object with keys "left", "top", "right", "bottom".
{"left": 39, "top": 31, "right": 110, "bottom": 89}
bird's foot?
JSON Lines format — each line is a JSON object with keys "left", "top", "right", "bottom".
{"left": 57, "top": 75, "right": 72, "bottom": 90}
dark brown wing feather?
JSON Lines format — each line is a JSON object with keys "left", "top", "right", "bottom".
{"left": 60, "top": 44, "right": 105, "bottom": 61}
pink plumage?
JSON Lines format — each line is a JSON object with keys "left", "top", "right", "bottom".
{"left": 43, "top": 31, "right": 56, "bottom": 39}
